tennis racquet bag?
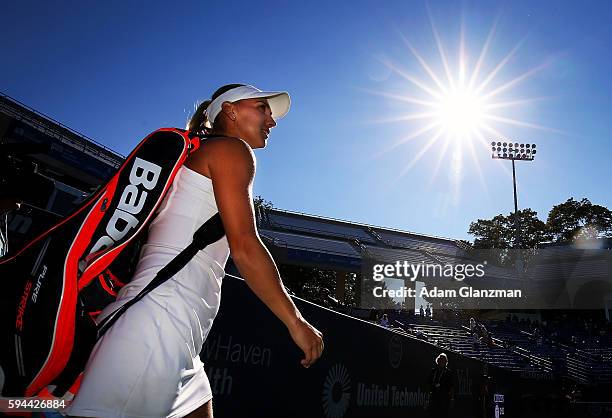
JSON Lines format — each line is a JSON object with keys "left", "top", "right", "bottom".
{"left": 0, "top": 128, "right": 214, "bottom": 397}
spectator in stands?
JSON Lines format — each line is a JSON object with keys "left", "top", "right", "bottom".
{"left": 469, "top": 318, "right": 480, "bottom": 346}
{"left": 476, "top": 374, "right": 492, "bottom": 418}
{"left": 532, "top": 325, "right": 543, "bottom": 346}
{"left": 425, "top": 304, "right": 432, "bottom": 319}
{"left": 420, "top": 304, "right": 425, "bottom": 317}
{"left": 427, "top": 353, "right": 455, "bottom": 418}
{"left": 470, "top": 319, "right": 492, "bottom": 347}
{"left": 469, "top": 317, "right": 477, "bottom": 333}
{"left": 370, "top": 307, "right": 378, "bottom": 321}
{"left": 477, "top": 323, "right": 493, "bottom": 347}
{"left": 380, "top": 313, "right": 390, "bottom": 328}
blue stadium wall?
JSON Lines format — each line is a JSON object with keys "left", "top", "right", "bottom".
{"left": 201, "top": 276, "right": 564, "bottom": 418}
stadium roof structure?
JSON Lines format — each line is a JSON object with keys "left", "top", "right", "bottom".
{"left": 0, "top": 92, "right": 124, "bottom": 163}
{"left": 0, "top": 92, "right": 124, "bottom": 191}
{"left": 256, "top": 206, "right": 480, "bottom": 273}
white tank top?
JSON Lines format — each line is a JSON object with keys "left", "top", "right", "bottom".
{"left": 143, "top": 165, "right": 229, "bottom": 265}
{"left": 99, "top": 166, "right": 230, "bottom": 352}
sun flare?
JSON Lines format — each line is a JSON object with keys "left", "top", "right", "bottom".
{"left": 367, "top": 13, "right": 555, "bottom": 188}
{"left": 436, "top": 86, "right": 486, "bottom": 138}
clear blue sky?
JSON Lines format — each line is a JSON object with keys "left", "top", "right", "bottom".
{"left": 2, "top": 1, "right": 611, "bottom": 241}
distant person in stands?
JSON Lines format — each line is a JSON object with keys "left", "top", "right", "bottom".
{"left": 428, "top": 353, "right": 455, "bottom": 418}
{"left": 470, "top": 318, "right": 480, "bottom": 345}
{"left": 469, "top": 317, "right": 477, "bottom": 333}
{"left": 380, "top": 313, "right": 390, "bottom": 327}
{"left": 370, "top": 307, "right": 378, "bottom": 321}
{"left": 476, "top": 374, "right": 492, "bottom": 418}
{"left": 420, "top": 304, "right": 425, "bottom": 317}
{"left": 475, "top": 322, "right": 491, "bottom": 346}
{"left": 425, "top": 304, "right": 432, "bottom": 319}
{"left": 470, "top": 319, "right": 492, "bottom": 347}
{"left": 533, "top": 325, "right": 542, "bottom": 345}
{"left": 66, "top": 84, "right": 324, "bottom": 418}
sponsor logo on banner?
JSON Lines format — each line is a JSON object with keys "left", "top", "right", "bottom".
{"left": 322, "top": 364, "right": 351, "bottom": 418}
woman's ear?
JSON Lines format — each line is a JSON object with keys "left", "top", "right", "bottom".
{"left": 221, "top": 102, "right": 236, "bottom": 121}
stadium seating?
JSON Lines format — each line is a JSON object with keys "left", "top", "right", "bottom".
{"left": 375, "top": 229, "right": 464, "bottom": 256}
{"left": 259, "top": 230, "right": 361, "bottom": 257}
{"left": 265, "top": 210, "right": 377, "bottom": 243}
{"left": 405, "top": 322, "right": 554, "bottom": 375}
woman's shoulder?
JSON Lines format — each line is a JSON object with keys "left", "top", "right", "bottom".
{"left": 203, "top": 134, "right": 245, "bottom": 145}
{"left": 201, "top": 135, "right": 253, "bottom": 156}
{"left": 186, "top": 135, "right": 255, "bottom": 177}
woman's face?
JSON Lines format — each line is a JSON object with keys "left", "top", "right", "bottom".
{"left": 230, "top": 98, "right": 277, "bottom": 149}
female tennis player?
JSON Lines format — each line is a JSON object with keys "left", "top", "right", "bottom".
{"left": 66, "top": 84, "right": 324, "bottom": 418}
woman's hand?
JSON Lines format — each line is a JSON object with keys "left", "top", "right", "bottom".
{"left": 288, "top": 317, "right": 324, "bottom": 368}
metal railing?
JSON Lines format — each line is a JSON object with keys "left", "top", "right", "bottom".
{"left": 0, "top": 92, "right": 124, "bottom": 167}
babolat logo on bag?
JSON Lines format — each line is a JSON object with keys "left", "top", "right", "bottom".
{"left": 0, "top": 128, "right": 200, "bottom": 398}
{"left": 77, "top": 136, "right": 187, "bottom": 282}
{"left": 88, "top": 157, "right": 162, "bottom": 256}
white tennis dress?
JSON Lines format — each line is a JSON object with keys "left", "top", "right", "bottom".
{"left": 65, "top": 166, "right": 230, "bottom": 418}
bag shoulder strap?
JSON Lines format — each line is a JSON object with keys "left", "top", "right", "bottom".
{"left": 96, "top": 212, "right": 225, "bottom": 338}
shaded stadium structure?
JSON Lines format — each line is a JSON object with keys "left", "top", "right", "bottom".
{"left": 0, "top": 93, "right": 123, "bottom": 256}
{"left": 1, "top": 92, "right": 611, "bottom": 417}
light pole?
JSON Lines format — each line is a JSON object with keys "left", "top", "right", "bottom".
{"left": 491, "top": 141, "right": 537, "bottom": 248}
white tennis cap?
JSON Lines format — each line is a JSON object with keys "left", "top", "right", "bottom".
{"left": 204, "top": 85, "right": 291, "bottom": 129}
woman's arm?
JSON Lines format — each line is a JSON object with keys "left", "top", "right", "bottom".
{"left": 189, "top": 137, "right": 324, "bottom": 368}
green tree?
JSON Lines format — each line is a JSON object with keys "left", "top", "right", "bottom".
{"left": 253, "top": 195, "right": 274, "bottom": 211}
{"left": 468, "top": 209, "right": 548, "bottom": 249}
{"left": 468, "top": 214, "right": 510, "bottom": 249}
{"left": 511, "top": 208, "right": 550, "bottom": 248}
{"left": 468, "top": 198, "right": 612, "bottom": 250}
{"left": 278, "top": 264, "right": 350, "bottom": 306}
{"left": 546, "top": 198, "right": 612, "bottom": 243}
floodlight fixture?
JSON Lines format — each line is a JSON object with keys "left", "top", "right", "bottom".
{"left": 491, "top": 141, "right": 536, "bottom": 161}
{"left": 490, "top": 140, "right": 539, "bottom": 248}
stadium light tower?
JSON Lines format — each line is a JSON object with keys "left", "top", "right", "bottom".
{"left": 491, "top": 141, "right": 537, "bottom": 248}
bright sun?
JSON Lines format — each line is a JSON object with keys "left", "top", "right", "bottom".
{"left": 436, "top": 86, "right": 485, "bottom": 138}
